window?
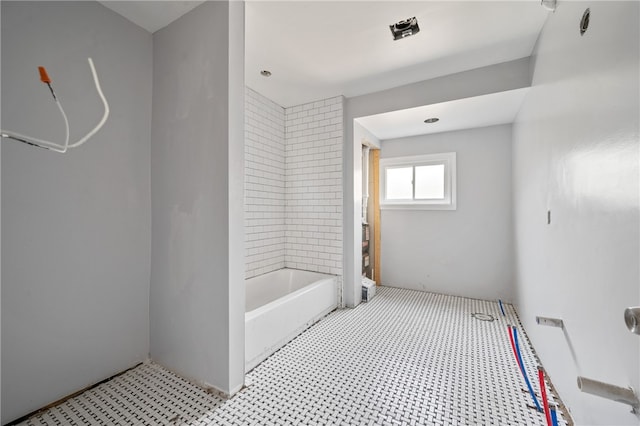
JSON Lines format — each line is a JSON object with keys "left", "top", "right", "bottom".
{"left": 380, "top": 152, "right": 456, "bottom": 210}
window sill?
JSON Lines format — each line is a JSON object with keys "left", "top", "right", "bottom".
{"left": 380, "top": 203, "right": 457, "bottom": 211}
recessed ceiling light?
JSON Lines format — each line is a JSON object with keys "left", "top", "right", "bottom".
{"left": 260, "top": 70, "right": 272, "bottom": 77}
{"left": 424, "top": 118, "right": 439, "bottom": 124}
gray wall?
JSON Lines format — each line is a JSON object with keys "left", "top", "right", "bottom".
{"left": 150, "top": 1, "right": 245, "bottom": 395}
{"left": 1, "top": 5, "right": 3, "bottom": 421}
{"left": 380, "top": 125, "right": 513, "bottom": 301}
{"left": 1, "top": 2, "right": 152, "bottom": 423}
{"left": 344, "top": 58, "right": 532, "bottom": 307}
{"left": 0, "top": 3, "right": 3, "bottom": 417}
{"left": 513, "top": 2, "right": 639, "bottom": 424}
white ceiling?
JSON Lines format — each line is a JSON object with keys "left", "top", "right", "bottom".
{"left": 355, "top": 88, "right": 530, "bottom": 141}
{"left": 246, "top": 1, "right": 549, "bottom": 107}
{"left": 97, "top": 1, "right": 549, "bottom": 137}
{"left": 98, "top": 1, "right": 205, "bottom": 34}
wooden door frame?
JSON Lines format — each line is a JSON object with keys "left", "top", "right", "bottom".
{"left": 371, "top": 149, "right": 381, "bottom": 284}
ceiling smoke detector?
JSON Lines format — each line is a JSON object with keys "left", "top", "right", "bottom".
{"left": 389, "top": 17, "right": 420, "bottom": 41}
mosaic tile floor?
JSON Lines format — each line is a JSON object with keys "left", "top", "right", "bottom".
{"left": 18, "top": 287, "right": 567, "bottom": 426}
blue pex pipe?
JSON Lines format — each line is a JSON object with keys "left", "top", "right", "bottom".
{"left": 551, "top": 408, "right": 558, "bottom": 426}
{"left": 499, "top": 300, "right": 506, "bottom": 316}
{"left": 512, "top": 326, "right": 543, "bottom": 412}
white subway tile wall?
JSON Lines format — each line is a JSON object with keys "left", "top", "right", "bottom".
{"left": 245, "top": 91, "right": 344, "bottom": 282}
{"left": 285, "top": 97, "right": 343, "bottom": 276}
{"left": 244, "top": 88, "right": 286, "bottom": 278}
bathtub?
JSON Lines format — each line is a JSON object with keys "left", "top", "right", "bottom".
{"left": 245, "top": 268, "right": 338, "bottom": 372}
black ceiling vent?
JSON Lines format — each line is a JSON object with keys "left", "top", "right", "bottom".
{"left": 390, "top": 17, "right": 420, "bottom": 40}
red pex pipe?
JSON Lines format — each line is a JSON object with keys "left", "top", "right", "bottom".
{"left": 510, "top": 326, "right": 544, "bottom": 413}
{"left": 538, "top": 367, "right": 552, "bottom": 426}
{"left": 507, "top": 325, "right": 522, "bottom": 371}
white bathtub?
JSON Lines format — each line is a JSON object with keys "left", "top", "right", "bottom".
{"left": 245, "top": 268, "right": 338, "bottom": 372}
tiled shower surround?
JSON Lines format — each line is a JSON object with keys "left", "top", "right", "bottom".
{"left": 245, "top": 89, "right": 343, "bottom": 280}
{"left": 284, "top": 97, "right": 343, "bottom": 276}
{"left": 244, "top": 88, "right": 286, "bottom": 278}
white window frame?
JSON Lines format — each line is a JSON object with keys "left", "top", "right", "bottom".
{"left": 380, "top": 152, "right": 456, "bottom": 210}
